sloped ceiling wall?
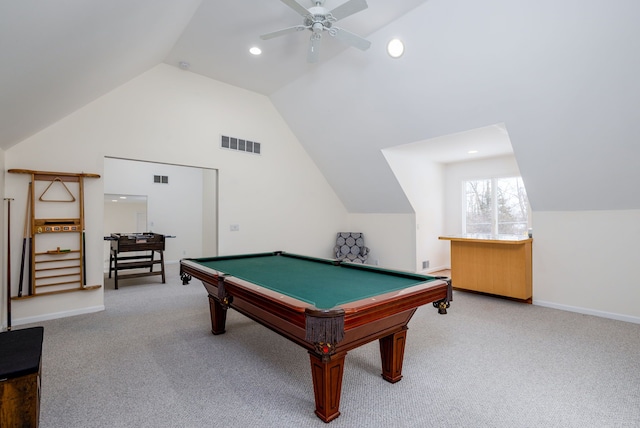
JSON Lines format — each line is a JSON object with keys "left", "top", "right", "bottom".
{"left": 0, "top": 0, "right": 202, "bottom": 148}
{"left": 271, "top": 0, "right": 640, "bottom": 213}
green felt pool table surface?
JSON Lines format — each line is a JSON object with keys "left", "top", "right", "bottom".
{"left": 187, "top": 252, "right": 441, "bottom": 309}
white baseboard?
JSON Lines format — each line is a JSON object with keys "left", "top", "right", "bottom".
{"left": 12, "top": 305, "right": 105, "bottom": 326}
{"left": 533, "top": 300, "right": 640, "bottom": 325}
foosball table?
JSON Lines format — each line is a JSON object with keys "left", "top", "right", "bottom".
{"left": 105, "top": 233, "right": 166, "bottom": 289}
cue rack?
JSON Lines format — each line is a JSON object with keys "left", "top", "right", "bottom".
{"left": 9, "top": 169, "right": 101, "bottom": 298}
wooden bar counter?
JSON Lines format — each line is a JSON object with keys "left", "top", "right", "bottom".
{"left": 439, "top": 234, "right": 532, "bottom": 302}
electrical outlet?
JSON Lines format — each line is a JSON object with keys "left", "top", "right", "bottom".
{"left": 422, "top": 260, "right": 430, "bottom": 269}
{"left": 230, "top": 224, "right": 240, "bottom": 231}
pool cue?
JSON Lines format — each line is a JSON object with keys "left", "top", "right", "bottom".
{"left": 5, "top": 198, "right": 14, "bottom": 331}
{"left": 27, "top": 236, "right": 33, "bottom": 295}
{"left": 82, "top": 231, "right": 86, "bottom": 285}
{"left": 80, "top": 175, "right": 87, "bottom": 286}
{"left": 28, "top": 181, "right": 34, "bottom": 295}
{"left": 17, "top": 184, "right": 31, "bottom": 297}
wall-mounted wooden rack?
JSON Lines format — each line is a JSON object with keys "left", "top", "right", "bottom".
{"left": 9, "top": 169, "right": 101, "bottom": 299}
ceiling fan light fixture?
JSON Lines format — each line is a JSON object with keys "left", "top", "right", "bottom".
{"left": 387, "top": 38, "right": 405, "bottom": 58}
{"left": 260, "top": 0, "right": 370, "bottom": 63}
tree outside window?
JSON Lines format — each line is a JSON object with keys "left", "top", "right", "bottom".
{"left": 464, "top": 177, "right": 529, "bottom": 235}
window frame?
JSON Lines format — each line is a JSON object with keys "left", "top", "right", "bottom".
{"left": 462, "top": 175, "right": 531, "bottom": 236}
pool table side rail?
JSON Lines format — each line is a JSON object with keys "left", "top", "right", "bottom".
{"left": 185, "top": 251, "right": 442, "bottom": 283}
{"left": 188, "top": 251, "right": 340, "bottom": 266}
{"left": 181, "top": 252, "right": 446, "bottom": 308}
{"left": 340, "top": 281, "right": 449, "bottom": 328}
{"left": 336, "top": 259, "right": 440, "bottom": 280}
{"left": 180, "top": 259, "right": 315, "bottom": 311}
{"left": 217, "top": 274, "right": 450, "bottom": 351}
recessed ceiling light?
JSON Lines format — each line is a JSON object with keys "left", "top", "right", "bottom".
{"left": 387, "top": 38, "right": 405, "bottom": 58}
{"left": 119, "top": 196, "right": 127, "bottom": 199}
{"left": 468, "top": 150, "right": 479, "bottom": 154}
{"left": 249, "top": 47, "right": 262, "bottom": 56}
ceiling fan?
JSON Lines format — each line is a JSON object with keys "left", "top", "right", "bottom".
{"left": 260, "top": 0, "right": 371, "bottom": 63}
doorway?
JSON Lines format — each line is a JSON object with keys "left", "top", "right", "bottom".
{"left": 103, "top": 157, "right": 218, "bottom": 273}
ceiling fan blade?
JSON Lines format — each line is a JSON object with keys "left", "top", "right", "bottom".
{"left": 260, "top": 25, "right": 307, "bottom": 40}
{"left": 307, "top": 35, "right": 321, "bottom": 63}
{"left": 330, "top": 0, "right": 368, "bottom": 21}
{"left": 280, "top": 0, "right": 310, "bottom": 17}
{"left": 331, "top": 27, "right": 371, "bottom": 51}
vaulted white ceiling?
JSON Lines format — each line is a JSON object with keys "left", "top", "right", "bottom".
{"left": 0, "top": 0, "right": 426, "bottom": 149}
{"left": 2, "top": 0, "right": 639, "bottom": 213}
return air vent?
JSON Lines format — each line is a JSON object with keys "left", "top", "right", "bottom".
{"left": 153, "top": 175, "right": 169, "bottom": 184}
{"left": 221, "top": 135, "right": 261, "bottom": 154}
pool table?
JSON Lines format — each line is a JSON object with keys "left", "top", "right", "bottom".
{"left": 180, "top": 251, "right": 451, "bottom": 423}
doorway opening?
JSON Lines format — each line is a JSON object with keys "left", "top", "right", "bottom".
{"left": 103, "top": 157, "right": 218, "bottom": 285}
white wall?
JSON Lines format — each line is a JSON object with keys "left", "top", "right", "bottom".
{"left": 202, "top": 169, "right": 218, "bottom": 257}
{"left": 4, "top": 64, "right": 348, "bottom": 325}
{"left": 6, "top": 61, "right": 635, "bottom": 331}
{"left": 346, "top": 213, "right": 416, "bottom": 272}
{"left": 533, "top": 210, "right": 640, "bottom": 322}
{"left": 104, "top": 200, "right": 146, "bottom": 234}
{"left": 103, "top": 200, "right": 149, "bottom": 268}
{"left": 382, "top": 147, "right": 448, "bottom": 273}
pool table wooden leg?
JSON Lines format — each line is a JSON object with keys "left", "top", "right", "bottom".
{"left": 309, "top": 351, "right": 346, "bottom": 423}
{"left": 208, "top": 295, "right": 227, "bottom": 335}
{"left": 379, "top": 327, "right": 407, "bottom": 383}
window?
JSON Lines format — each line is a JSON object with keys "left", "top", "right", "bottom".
{"left": 463, "top": 176, "right": 530, "bottom": 235}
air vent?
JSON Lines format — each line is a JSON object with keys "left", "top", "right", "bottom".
{"left": 153, "top": 175, "right": 169, "bottom": 184}
{"left": 221, "top": 135, "right": 261, "bottom": 154}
